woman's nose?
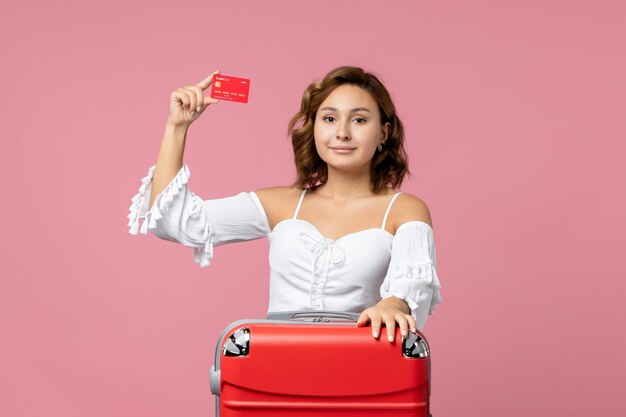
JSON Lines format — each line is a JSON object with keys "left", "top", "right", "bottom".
{"left": 336, "top": 121, "right": 351, "bottom": 140}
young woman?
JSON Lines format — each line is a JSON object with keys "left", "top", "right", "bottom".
{"left": 127, "top": 66, "right": 443, "bottom": 342}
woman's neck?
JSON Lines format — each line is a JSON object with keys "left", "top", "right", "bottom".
{"left": 314, "top": 165, "right": 374, "bottom": 201}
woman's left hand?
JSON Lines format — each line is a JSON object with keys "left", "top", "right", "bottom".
{"left": 356, "top": 296, "right": 416, "bottom": 343}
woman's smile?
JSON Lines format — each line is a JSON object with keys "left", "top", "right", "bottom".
{"left": 330, "top": 146, "right": 356, "bottom": 154}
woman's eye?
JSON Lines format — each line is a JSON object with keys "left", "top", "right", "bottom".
{"left": 322, "top": 116, "right": 366, "bottom": 124}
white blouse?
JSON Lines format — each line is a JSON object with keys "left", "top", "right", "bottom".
{"left": 128, "top": 163, "right": 443, "bottom": 331}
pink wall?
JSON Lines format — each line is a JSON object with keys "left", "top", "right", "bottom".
{"left": 2, "top": 1, "right": 625, "bottom": 416}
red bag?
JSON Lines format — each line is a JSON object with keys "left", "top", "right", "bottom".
{"left": 210, "top": 310, "right": 433, "bottom": 416}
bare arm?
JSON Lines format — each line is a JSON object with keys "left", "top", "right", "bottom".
{"left": 148, "top": 70, "right": 221, "bottom": 209}
{"left": 149, "top": 122, "right": 188, "bottom": 209}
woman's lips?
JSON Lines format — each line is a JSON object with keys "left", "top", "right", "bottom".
{"left": 330, "top": 147, "right": 356, "bottom": 154}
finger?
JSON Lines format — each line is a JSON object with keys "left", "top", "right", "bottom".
{"left": 371, "top": 314, "right": 383, "bottom": 339}
{"left": 197, "top": 69, "right": 220, "bottom": 90}
{"left": 384, "top": 315, "right": 396, "bottom": 342}
{"left": 201, "top": 96, "right": 220, "bottom": 109}
{"left": 396, "top": 313, "right": 409, "bottom": 339}
{"left": 356, "top": 310, "right": 370, "bottom": 327}
{"left": 189, "top": 85, "right": 205, "bottom": 113}
{"left": 172, "top": 89, "right": 192, "bottom": 112}
{"left": 405, "top": 314, "right": 417, "bottom": 333}
{"left": 181, "top": 87, "right": 197, "bottom": 115}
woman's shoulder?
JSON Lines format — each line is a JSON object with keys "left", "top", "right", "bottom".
{"left": 253, "top": 185, "right": 304, "bottom": 229}
{"left": 390, "top": 191, "right": 433, "bottom": 232}
{"left": 254, "top": 185, "right": 304, "bottom": 204}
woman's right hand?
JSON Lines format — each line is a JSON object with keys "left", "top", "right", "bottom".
{"left": 167, "top": 69, "right": 221, "bottom": 127}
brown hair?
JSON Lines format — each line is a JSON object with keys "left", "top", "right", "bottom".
{"left": 288, "top": 65, "right": 410, "bottom": 193}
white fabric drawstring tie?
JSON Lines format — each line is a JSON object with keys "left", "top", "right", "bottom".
{"left": 299, "top": 232, "right": 346, "bottom": 309}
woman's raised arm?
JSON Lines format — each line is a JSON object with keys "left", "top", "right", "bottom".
{"left": 128, "top": 70, "right": 270, "bottom": 268}
{"left": 149, "top": 70, "right": 221, "bottom": 209}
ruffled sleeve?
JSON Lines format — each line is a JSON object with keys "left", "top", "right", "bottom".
{"left": 127, "top": 164, "right": 270, "bottom": 268}
{"left": 379, "top": 221, "right": 443, "bottom": 331}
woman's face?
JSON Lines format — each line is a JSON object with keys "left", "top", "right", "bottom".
{"left": 313, "top": 84, "right": 390, "bottom": 174}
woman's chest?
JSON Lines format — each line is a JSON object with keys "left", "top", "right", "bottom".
{"left": 268, "top": 219, "right": 393, "bottom": 275}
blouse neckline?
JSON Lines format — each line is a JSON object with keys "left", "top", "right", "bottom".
{"left": 270, "top": 218, "right": 394, "bottom": 243}
{"left": 269, "top": 218, "right": 433, "bottom": 242}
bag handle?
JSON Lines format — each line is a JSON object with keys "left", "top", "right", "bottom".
{"left": 266, "top": 310, "right": 361, "bottom": 323}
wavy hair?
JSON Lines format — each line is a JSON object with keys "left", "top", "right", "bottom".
{"left": 288, "top": 65, "right": 410, "bottom": 193}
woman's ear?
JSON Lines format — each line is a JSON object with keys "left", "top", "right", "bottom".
{"left": 382, "top": 122, "right": 391, "bottom": 142}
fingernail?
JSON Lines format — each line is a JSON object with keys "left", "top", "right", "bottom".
{"left": 373, "top": 332, "right": 379, "bottom": 338}
{"left": 196, "top": 106, "right": 201, "bottom": 112}
{"left": 402, "top": 331, "right": 407, "bottom": 337}
{"left": 388, "top": 336, "right": 394, "bottom": 342}
{"left": 190, "top": 110, "right": 195, "bottom": 116}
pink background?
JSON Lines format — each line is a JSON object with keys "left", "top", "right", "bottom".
{"left": 2, "top": 1, "right": 625, "bottom": 416}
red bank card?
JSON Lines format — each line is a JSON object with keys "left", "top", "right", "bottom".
{"left": 210, "top": 74, "right": 250, "bottom": 103}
